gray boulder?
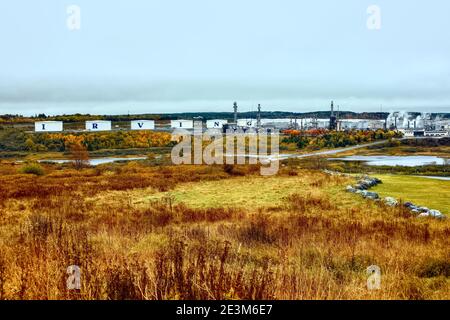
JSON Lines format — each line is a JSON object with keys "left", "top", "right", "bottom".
{"left": 373, "top": 178, "right": 382, "bottom": 184}
{"left": 429, "top": 210, "right": 444, "bottom": 219}
{"left": 384, "top": 197, "right": 398, "bottom": 207}
{"left": 354, "top": 183, "right": 367, "bottom": 190}
{"left": 358, "top": 179, "right": 378, "bottom": 189}
{"left": 418, "top": 209, "right": 445, "bottom": 219}
{"left": 404, "top": 202, "right": 414, "bottom": 208}
{"left": 362, "top": 191, "right": 379, "bottom": 200}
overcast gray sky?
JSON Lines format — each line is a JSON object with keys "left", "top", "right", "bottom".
{"left": 1, "top": 0, "right": 450, "bottom": 115}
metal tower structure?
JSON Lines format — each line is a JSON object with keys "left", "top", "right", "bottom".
{"left": 312, "top": 114, "right": 318, "bottom": 129}
{"left": 257, "top": 104, "right": 261, "bottom": 128}
{"left": 329, "top": 100, "right": 337, "bottom": 130}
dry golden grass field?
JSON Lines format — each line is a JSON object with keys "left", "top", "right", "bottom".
{"left": 0, "top": 160, "right": 449, "bottom": 300}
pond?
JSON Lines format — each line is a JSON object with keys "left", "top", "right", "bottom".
{"left": 328, "top": 155, "right": 448, "bottom": 167}
{"left": 414, "top": 176, "right": 450, "bottom": 181}
{"left": 39, "top": 157, "right": 147, "bottom": 166}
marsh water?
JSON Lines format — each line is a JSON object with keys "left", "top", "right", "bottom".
{"left": 39, "top": 157, "right": 147, "bottom": 166}
{"left": 414, "top": 176, "right": 450, "bottom": 181}
{"left": 329, "top": 155, "right": 447, "bottom": 167}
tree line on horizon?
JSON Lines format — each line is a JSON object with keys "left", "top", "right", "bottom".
{"left": 2, "top": 111, "right": 450, "bottom": 124}
{"left": 0, "top": 111, "right": 424, "bottom": 123}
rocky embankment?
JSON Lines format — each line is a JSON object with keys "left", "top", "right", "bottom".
{"left": 323, "top": 170, "right": 446, "bottom": 219}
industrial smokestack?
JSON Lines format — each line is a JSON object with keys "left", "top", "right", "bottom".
{"left": 329, "top": 100, "right": 337, "bottom": 130}
{"left": 257, "top": 104, "right": 261, "bottom": 129}
{"left": 233, "top": 102, "right": 238, "bottom": 123}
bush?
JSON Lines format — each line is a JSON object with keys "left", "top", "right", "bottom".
{"left": 20, "top": 163, "right": 45, "bottom": 176}
{"left": 417, "top": 259, "right": 450, "bottom": 278}
{"left": 223, "top": 164, "right": 246, "bottom": 176}
{"left": 237, "top": 215, "right": 276, "bottom": 244}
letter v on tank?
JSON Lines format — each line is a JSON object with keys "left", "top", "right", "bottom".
{"left": 131, "top": 120, "right": 155, "bottom": 130}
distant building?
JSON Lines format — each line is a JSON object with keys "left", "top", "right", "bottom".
{"left": 338, "top": 119, "right": 371, "bottom": 130}
{"left": 400, "top": 129, "right": 449, "bottom": 138}
{"left": 260, "top": 119, "right": 291, "bottom": 129}
{"left": 85, "top": 120, "right": 112, "bottom": 131}
{"left": 367, "top": 120, "right": 386, "bottom": 130}
{"left": 398, "top": 129, "right": 415, "bottom": 137}
{"left": 35, "top": 121, "right": 63, "bottom": 132}
{"left": 425, "top": 130, "right": 449, "bottom": 137}
{"left": 413, "top": 130, "right": 425, "bottom": 137}
{"left": 131, "top": 120, "right": 155, "bottom": 130}
{"left": 170, "top": 120, "right": 194, "bottom": 129}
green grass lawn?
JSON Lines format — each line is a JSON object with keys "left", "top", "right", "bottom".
{"left": 372, "top": 174, "right": 450, "bottom": 213}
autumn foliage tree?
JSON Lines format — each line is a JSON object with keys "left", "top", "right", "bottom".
{"left": 65, "top": 136, "right": 90, "bottom": 169}
{"left": 281, "top": 129, "right": 401, "bottom": 150}
{"left": 69, "top": 143, "right": 89, "bottom": 169}
{"left": 29, "top": 131, "right": 173, "bottom": 152}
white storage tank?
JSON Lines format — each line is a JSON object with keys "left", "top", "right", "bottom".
{"left": 237, "top": 119, "right": 256, "bottom": 127}
{"left": 35, "top": 121, "right": 63, "bottom": 132}
{"left": 367, "top": 120, "right": 384, "bottom": 129}
{"left": 131, "top": 120, "right": 155, "bottom": 130}
{"left": 357, "top": 121, "right": 369, "bottom": 130}
{"left": 206, "top": 119, "right": 228, "bottom": 129}
{"left": 260, "top": 119, "right": 291, "bottom": 129}
{"left": 170, "top": 120, "right": 194, "bottom": 129}
{"left": 86, "top": 120, "right": 112, "bottom": 131}
{"left": 317, "top": 119, "right": 329, "bottom": 129}
{"left": 341, "top": 120, "right": 358, "bottom": 129}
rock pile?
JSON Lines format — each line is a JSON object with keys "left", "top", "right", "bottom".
{"left": 344, "top": 175, "right": 446, "bottom": 220}
{"left": 403, "top": 203, "right": 445, "bottom": 219}
{"left": 345, "top": 176, "right": 382, "bottom": 195}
